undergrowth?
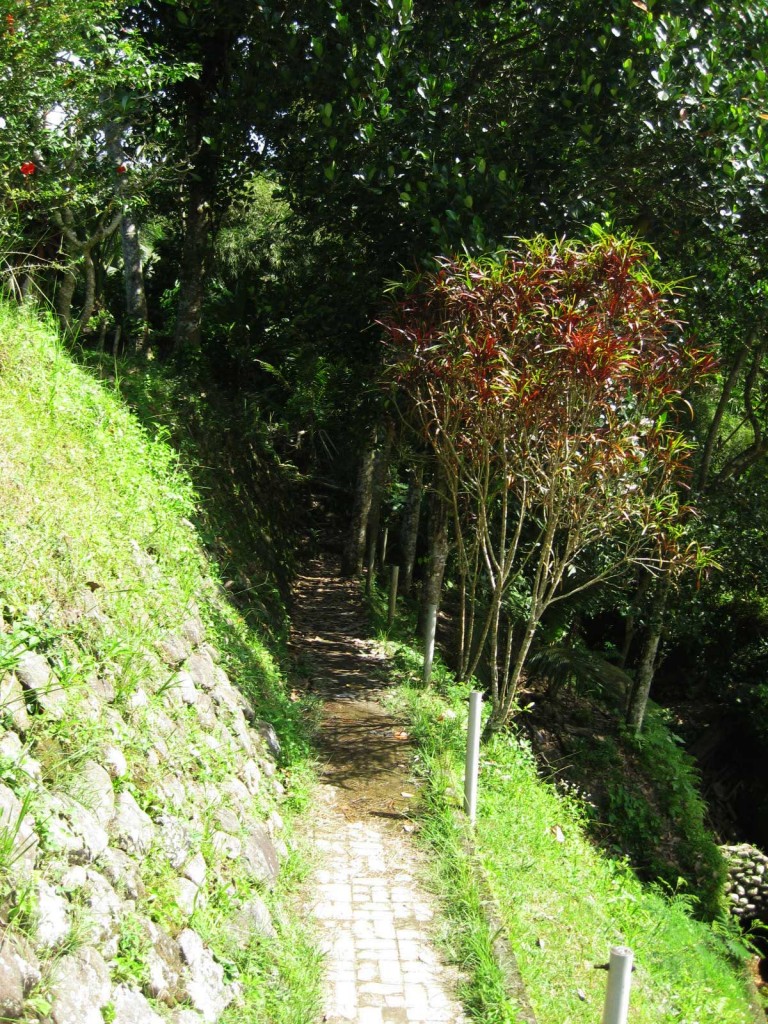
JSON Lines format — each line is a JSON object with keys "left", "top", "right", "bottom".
{"left": 368, "top": 585, "right": 762, "bottom": 1024}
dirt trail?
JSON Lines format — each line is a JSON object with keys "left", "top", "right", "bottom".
{"left": 291, "top": 555, "right": 466, "bottom": 1024}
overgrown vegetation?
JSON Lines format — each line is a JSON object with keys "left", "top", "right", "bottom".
{"left": 382, "top": 235, "right": 714, "bottom": 734}
{"left": 0, "top": 299, "right": 322, "bottom": 1021}
{"left": 374, "top": 612, "right": 761, "bottom": 1024}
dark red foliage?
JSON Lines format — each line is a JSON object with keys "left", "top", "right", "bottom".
{"left": 381, "top": 235, "right": 716, "bottom": 569}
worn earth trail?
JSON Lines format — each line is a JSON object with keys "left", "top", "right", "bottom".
{"left": 291, "top": 555, "right": 467, "bottom": 1024}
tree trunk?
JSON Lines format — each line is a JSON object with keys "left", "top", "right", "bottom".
{"left": 625, "top": 579, "right": 669, "bottom": 735}
{"left": 420, "top": 487, "right": 449, "bottom": 635}
{"left": 619, "top": 572, "right": 651, "bottom": 669}
{"left": 55, "top": 264, "right": 77, "bottom": 331}
{"left": 697, "top": 337, "right": 751, "bottom": 492}
{"left": 420, "top": 494, "right": 449, "bottom": 684}
{"left": 120, "top": 211, "right": 149, "bottom": 351}
{"left": 78, "top": 249, "right": 97, "bottom": 334}
{"left": 342, "top": 434, "right": 377, "bottom": 576}
{"left": 173, "top": 181, "right": 212, "bottom": 353}
{"left": 399, "top": 462, "right": 424, "bottom": 594}
{"left": 364, "top": 421, "right": 395, "bottom": 579}
{"left": 106, "top": 123, "right": 149, "bottom": 351}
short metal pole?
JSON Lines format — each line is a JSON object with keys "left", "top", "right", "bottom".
{"left": 387, "top": 565, "right": 400, "bottom": 628}
{"left": 380, "top": 525, "right": 389, "bottom": 566}
{"left": 423, "top": 602, "right": 438, "bottom": 683}
{"left": 464, "top": 691, "right": 482, "bottom": 825}
{"left": 601, "top": 946, "right": 633, "bottom": 1024}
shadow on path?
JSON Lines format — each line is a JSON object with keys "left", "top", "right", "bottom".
{"left": 289, "top": 555, "right": 417, "bottom": 820}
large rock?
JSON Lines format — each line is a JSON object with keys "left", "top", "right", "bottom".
{"left": 183, "top": 852, "right": 207, "bottom": 888}
{"left": 98, "top": 846, "right": 146, "bottom": 900}
{"left": 171, "top": 1011, "right": 205, "bottom": 1024}
{"left": 255, "top": 721, "right": 281, "bottom": 760}
{"left": 195, "top": 693, "right": 217, "bottom": 730}
{"left": 178, "top": 929, "right": 236, "bottom": 1023}
{"left": 103, "top": 744, "right": 128, "bottom": 779}
{"left": 214, "top": 808, "right": 240, "bottom": 836}
{"left": 74, "top": 761, "right": 115, "bottom": 827}
{"left": 144, "top": 919, "right": 185, "bottom": 1006}
{"left": 110, "top": 791, "right": 154, "bottom": 856}
{"left": 0, "top": 673, "right": 30, "bottom": 733}
{"left": 15, "top": 651, "right": 67, "bottom": 718}
{"left": 175, "top": 877, "right": 205, "bottom": 918}
{"left": 229, "top": 716, "right": 257, "bottom": 758}
{"left": 42, "top": 812, "right": 84, "bottom": 862}
{"left": 32, "top": 880, "right": 70, "bottom": 950}
{"left": 210, "top": 675, "right": 252, "bottom": 721}
{"left": 220, "top": 777, "right": 250, "bottom": 810}
{"left": 80, "top": 870, "right": 123, "bottom": 955}
{"left": 0, "top": 784, "right": 38, "bottom": 876}
{"left": 175, "top": 671, "right": 199, "bottom": 706}
{"left": 49, "top": 947, "right": 110, "bottom": 1024}
{"left": 90, "top": 674, "right": 116, "bottom": 704}
{"left": 157, "top": 634, "right": 191, "bottom": 668}
{"left": 156, "top": 774, "right": 187, "bottom": 813}
{"left": 59, "top": 796, "right": 109, "bottom": 863}
{"left": 185, "top": 651, "right": 216, "bottom": 691}
{"left": 210, "top": 832, "right": 241, "bottom": 860}
{"left": 0, "top": 941, "right": 24, "bottom": 1020}
{"left": 181, "top": 616, "right": 205, "bottom": 649}
{"left": 241, "top": 825, "right": 279, "bottom": 888}
{"left": 241, "top": 760, "right": 261, "bottom": 795}
{"left": 158, "top": 816, "right": 195, "bottom": 870}
{"left": 228, "top": 896, "right": 276, "bottom": 943}
{"left": 111, "top": 983, "right": 165, "bottom": 1024}
{"left": 6, "top": 937, "right": 39, "bottom": 997}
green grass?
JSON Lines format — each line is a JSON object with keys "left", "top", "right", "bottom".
{"left": 0, "top": 299, "right": 323, "bottom": 1020}
{"left": 372, "top": 612, "right": 762, "bottom": 1024}
{"left": 191, "top": 830, "right": 324, "bottom": 1024}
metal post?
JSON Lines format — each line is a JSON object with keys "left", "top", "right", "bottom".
{"left": 387, "top": 565, "right": 400, "bottom": 628}
{"left": 423, "top": 602, "right": 438, "bottom": 683}
{"left": 601, "top": 946, "right": 633, "bottom": 1024}
{"left": 380, "top": 525, "right": 389, "bottom": 566}
{"left": 464, "top": 691, "right": 482, "bottom": 825}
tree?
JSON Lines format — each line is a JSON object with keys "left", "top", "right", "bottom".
{"left": 384, "top": 234, "right": 714, "bottom": 734}
{"left": 0, "top": 0, "right": 194, "bottom": 340}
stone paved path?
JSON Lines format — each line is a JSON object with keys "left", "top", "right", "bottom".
{"left": 292, "top": 556, "right": 466, "bottom": 1024}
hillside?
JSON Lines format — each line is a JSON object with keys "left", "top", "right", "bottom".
{"left": 0, "top": 301, "right": 319, "bottom": 1023}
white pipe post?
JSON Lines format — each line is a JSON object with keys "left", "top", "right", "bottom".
{"left": 464, "top": 691, "right": 482, "bottom": 825}
{"left": 387, "top": 565, "right": 400, "bottom": 628}
{"left": 423, "top": 602, "right": 438, "bottom": 683}
{"left": 601, "top": 946, "right": 634, "bottom": 1024}
{"left": 380, "top": 525, "right": 389, "bottom": 566}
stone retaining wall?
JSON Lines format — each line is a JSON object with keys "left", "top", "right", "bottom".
{"left": 0, "top": 605, "right": 287, "bottom": 1023}
{"left": 722, "top": 843, "right": 768, "bottom": 922}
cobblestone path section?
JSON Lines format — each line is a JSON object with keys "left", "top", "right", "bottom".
{"left": 292, "top": 557, "right": 466, "bottom": 1024}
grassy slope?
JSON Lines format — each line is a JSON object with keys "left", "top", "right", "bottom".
{"left": 370, "top": 608, "right": 762, "bottom": 1024}
{"left": 0, "top": 300, "right": 321, "bottom": 1022}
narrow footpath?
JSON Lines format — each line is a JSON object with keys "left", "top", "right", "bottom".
{"left": 291, "top": 556, "right": 467, "bottom": 1024}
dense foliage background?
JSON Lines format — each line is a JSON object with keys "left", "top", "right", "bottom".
{"left": 3, "top": 0, "right": 768, "bottom": 879}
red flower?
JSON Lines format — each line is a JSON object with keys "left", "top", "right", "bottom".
{"left": 19, "top": 161, "right": 35, "bottom": 176}
{"left": 116, "top": 164, "right": 127, "bottom": 175}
